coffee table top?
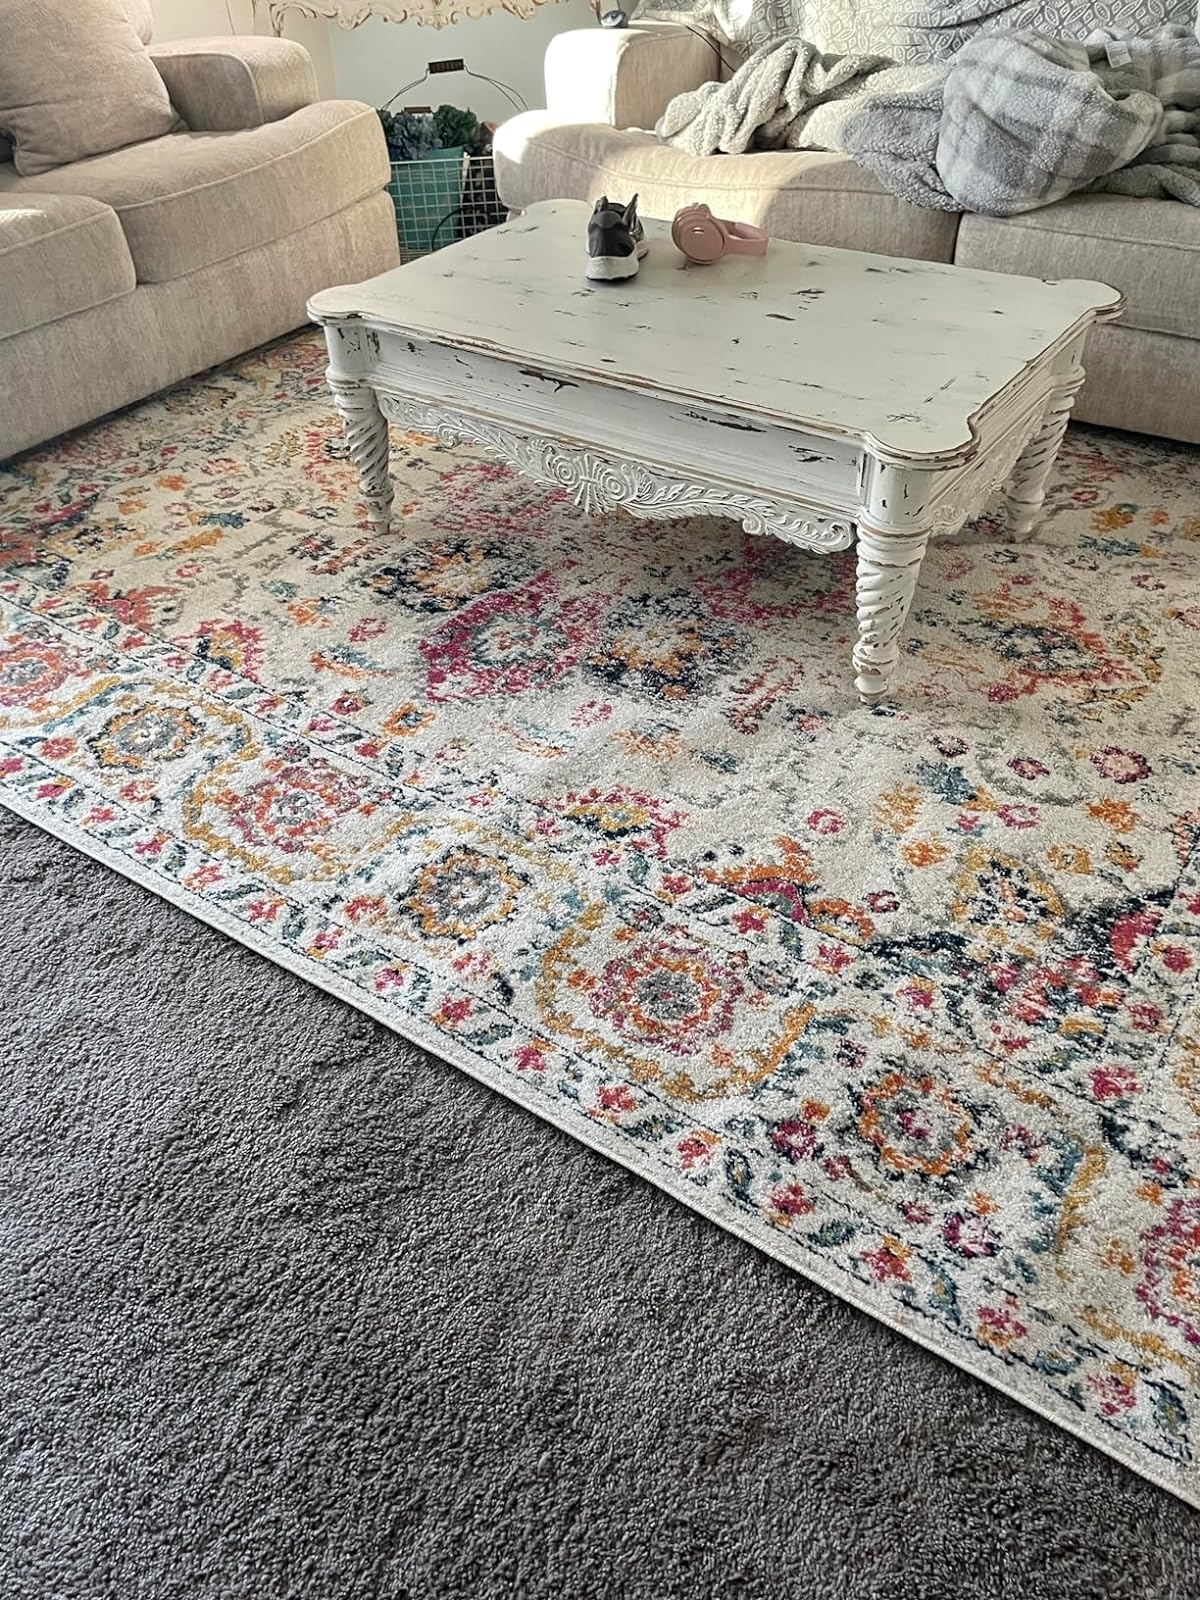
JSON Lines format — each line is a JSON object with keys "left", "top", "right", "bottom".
{"left": 310, "top": 199, "right": 1121, "bottom": 466}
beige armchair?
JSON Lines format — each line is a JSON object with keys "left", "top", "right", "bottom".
{"left": 0, "top": 17, "right": 398, "bottom": 460}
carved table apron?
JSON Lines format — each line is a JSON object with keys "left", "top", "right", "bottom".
{"left": 313, "top": 313, "right": 1100, "bottom": 705}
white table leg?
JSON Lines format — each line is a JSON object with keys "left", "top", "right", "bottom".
{"left": 1004, "top": 374, "right": 1082, "bottom": 541}
{"left": 853, "top": 524, "right": 929, "bottom": 704}
{"left": 327, "top": 372, "right": 394, "bottom": 533}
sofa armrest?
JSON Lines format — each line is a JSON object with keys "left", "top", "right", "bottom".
{"left": 545, "top": 23, "right": 719, "bottom": 131}
{"left": 150, "top": 37, "right": 319, "bottom": 132}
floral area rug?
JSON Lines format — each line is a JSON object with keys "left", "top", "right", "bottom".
{"left": 2, "top": 334, "right": 1199, "bottom": 1506}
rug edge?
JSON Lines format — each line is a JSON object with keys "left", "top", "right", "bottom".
{"left": 4, "top": 784, "right": 1196, "bottom": 1513}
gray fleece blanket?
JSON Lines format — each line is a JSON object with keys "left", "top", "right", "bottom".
{"left": 656, "top": 25, "right": 1200, "bottom": 215}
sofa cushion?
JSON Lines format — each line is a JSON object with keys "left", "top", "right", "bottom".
{"left": 121, "top": 0, "right": 153, "bottom": 41}
{"left": 955, "top": 195, "right": 1200, "bottom": 341}
{"left": 0, "top": 101, "right": 390, "bottom": 284}
{"left": 148, "top": 38, "right": 319, "bottom": 133}
{"left": 493, "top": 112, "right": 959, "bottom": 262}
{"left": 0, "top": 191, "right": 135, "bottom": 340}
{"left": 0, "top": 0, "right": 181, "bottom": 179}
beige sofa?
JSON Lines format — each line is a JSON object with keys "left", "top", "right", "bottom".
{"left": 494, "top": 23, "right": 1200, "bottom": 446}
{"left": 0, "top": 6, "right": 398, "bottom": 461}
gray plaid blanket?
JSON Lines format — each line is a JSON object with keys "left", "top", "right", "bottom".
{"left": 657, "top": 25, "right": 1200, "bottom": 214}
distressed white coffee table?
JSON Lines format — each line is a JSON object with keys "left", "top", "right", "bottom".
{"left": 309, "top": 200, "right": 1121, "bottom": 703}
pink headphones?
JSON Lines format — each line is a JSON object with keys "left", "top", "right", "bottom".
{"left": 671, "top": 203, "right": 769, "bottom": 264}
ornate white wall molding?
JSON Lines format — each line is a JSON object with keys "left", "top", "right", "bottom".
{"left": 266, "top": 0, "right": 555, "bottom": 29}
{"left": 378, "top": 396, "right": 856, "bottom": 551}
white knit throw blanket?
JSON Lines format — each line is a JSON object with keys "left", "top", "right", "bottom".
{"left": 657, "top": 25, "right": 1200, "bottom": 215}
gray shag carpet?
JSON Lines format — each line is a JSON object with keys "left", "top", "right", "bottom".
{"left": 2, "top": 807, "right": 1198, "bottom": 1600}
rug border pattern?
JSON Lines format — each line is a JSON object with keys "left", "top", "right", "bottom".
{"left": 2, "top": 781, "right": 1193, "bottom": 1509}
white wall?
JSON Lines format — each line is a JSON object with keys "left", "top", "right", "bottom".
{"left": 326, "top": 0, "right": 595, "bottom": 122}
{"left": 149, "top": 1, "right": 337, "bottom": 97}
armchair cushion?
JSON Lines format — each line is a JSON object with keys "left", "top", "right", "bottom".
{"left": 0, "top": 0, "right": 181, "bottom": 178}
{"left": 0, "top": 101, "right": 390, "bottom": 283}
{"left": 545, "top": 23, "right": 719, "bottom": 131}
{"left": 149, "top": 37, "right": 319, "bottom": 133}
{"left": 121, "top": 0, "right": 153, "bottom": 41}
{"left": 0, "top": 192, "right": 134, "bottom": 340}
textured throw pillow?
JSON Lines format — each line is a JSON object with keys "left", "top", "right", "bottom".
{"left": 633, "top": 0, "right": 1198, "bottom": 62}
{"left": 121, "top": 0, "right": 155, "bottom": 42}
{"left": 0, "top": 0, "right": 181, "bottom": 178}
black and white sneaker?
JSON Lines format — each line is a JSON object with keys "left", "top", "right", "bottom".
{"left": 585, "top": 194, "right": 648, "bottom": 282}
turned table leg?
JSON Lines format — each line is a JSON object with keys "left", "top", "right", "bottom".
{"left": 1004, "top": 375, "right": 1083, "bottom": 540}
{"left": 327, "top": 373, "right": 394, "bottom": 533}
{"left": 853, "top": 524, "right": 930, "bottom": 704}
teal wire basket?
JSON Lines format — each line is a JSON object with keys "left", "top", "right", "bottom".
{"left": 386, "top": 151, "right": 506, "bottom": 263}
{"left": 387, "top": 148, "right": 465, "bottom": 260}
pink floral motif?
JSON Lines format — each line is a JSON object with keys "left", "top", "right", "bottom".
{"left": 514, "top": 1041, "right": 548, "bottom": 1072}
{"left": 1008, "top": 756, "right": 1049, "bottom": 780}
{"left": 344, "top": 894, "right": 386, "bottom": 925}
{"left": 215, "top": 757, "right": 379, "bottom": 856}
{"left": 733, "top": 907, "right": 766, "bottom": 934}
{"left": 1128, "top": 1002, "right": 1162, "bottom": 1033}
{"left": 1091, "top": 1064, "right": 1139, "bottom": 1101}
{"left": 1159, "top": 945, "right": 1193, "bottom": 975}
{"left": 1092, "top": 747, "right": 1152, "bottom": 784}
{"left": 1088, "top": 1371, "right": 1137, "bottom": 1417}
{"left": 182, "top": 864, "right": 223, "bottom": 891}
{"left": 862, "top": 1239, "right": 912, "bottom": 1282}
{"left": 977, "top": 1306, "right": 1028, "bottom": 1350}
{"left": 866, "top": 891, "right": 899, "bottom": 913}
{"left": 678, "top": 1130, "right": 719, "bottom": 1171}
{"left": 997, "top": 803, "right": 1039, "bottom": 830}
{"left": 420, "top": 570, "right": 607, "bottom": 701}
{"left": 349, "top": 616, "right": 386, "bottom": 643}
{"left": 593, "top": 1083, "right": 639, "bottom": 1121}
{"left": 1135, "top": 1198, "right": 1200, "bottom": 1348}
{"left": 0, "top": 640, "right": 77, "bottom": 706}
{"left": 897, "top": 980, "right": 934, "bottom": 1012}
{"left": 571, "top": 700, "right": 612, "bottom": 727}
{"left": 769, "top": 1182, "right": 814, "bottom": 1222}
{"left": 588, "top": 938, "right": 743, "bottom": 1057}
{"left": 437, "top": 996, "right": 473, "bottom": 1026}
{"left": 942, "top": 1211, "right": 1000, "bottom": 1259}
{"left": 373, "top": 966, "right": 407, "bottom": 993}
{"left": 816, "top": 942, "right": 852, "bottom": 974}
{"left": 770, "top": 1110, "right": 827, "bottom": 1164}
